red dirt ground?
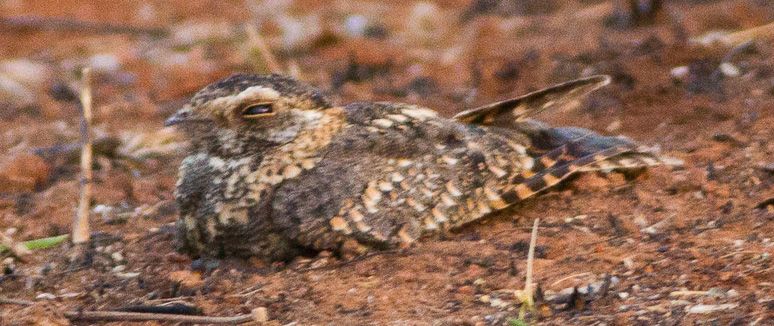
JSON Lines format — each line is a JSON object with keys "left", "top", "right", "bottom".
{"left": 0, "top": 0, "right": 772, "bottom": 325}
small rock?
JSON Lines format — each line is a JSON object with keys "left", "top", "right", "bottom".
{"left": 111, "top": 251, "right": 125, "bottom": 263}
{"left": 623, "top": 257, "right": 635, "bottom": 269}
{"left": 618, "top": 292, "right": 629, "bottom": 299}
{"left": 344, "top": 15, "right": 369, "bottom": 37}
{"left": 670, "top": 66, "right": 689, "bottom": 80}
{"left": 718, "top": 62, "right": 740, "bottom": 77}
{"left": 479, "top": 295, "right": 491, "bottom": 303}
{"left": 89, "top": 53, "right": 121, "bottom": 73}
{"left": 252, "top": 307, "right": 269, "bottom": 322}
{"left": 733, "top": 239, "right": 744, "bottom": 247}
{"left": 112, "top": 265, "right": 126, "bottom": 273}
{"left": 726, "top": 289, "right": 739, "bottom": 297}
{"left": 35, "top": 293, "right": 56, "bottom": 300}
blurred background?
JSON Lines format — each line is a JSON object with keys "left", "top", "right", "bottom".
{"left": 0, "top": 0, "right": 772, "bottom": 324}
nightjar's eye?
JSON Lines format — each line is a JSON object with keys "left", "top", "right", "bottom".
{"left": 241, "top": 102, "right": 275, "bottom": 119}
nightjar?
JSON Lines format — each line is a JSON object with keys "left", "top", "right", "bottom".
{"left": 166, "top": 74, "right": 676, "bottom": 261}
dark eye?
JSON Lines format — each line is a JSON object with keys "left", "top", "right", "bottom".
{"left": 241, "top": 102, "right": 274, "bottom": 118}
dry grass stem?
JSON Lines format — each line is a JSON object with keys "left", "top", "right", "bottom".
{"left": 245, "top": 24, "right": 283, "bottom": 74}
{"left": 72, "top": 67, "right": 93, "bottom": 245}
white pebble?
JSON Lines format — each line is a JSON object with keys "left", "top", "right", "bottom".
{"left": 719, "top": 62, "right": 740, "bottom": 77}
{"left": 111, "top": 251, "right": 125, "bottom": 263}
{"left": 670, "top": 66, "right": 689, "bottom": 80}
{"left": 89, "top": 54, "right": 121, "bottom": 73}
{"left": 36, "top": 293, "right": 56, "bottom": 300}
{"left": 252, "top": 307, "right": 269, "bottom": 322}
{"left": 344, "top": 15, "right": 369, "bottom": 37}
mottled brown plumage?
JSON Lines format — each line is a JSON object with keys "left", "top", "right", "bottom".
{"left": 167, "top": 73, "right": 675, "bottom": 261}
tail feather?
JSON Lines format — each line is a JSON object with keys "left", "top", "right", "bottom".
{"left": 499, "top": 145, "right": 638, "bottom": 204}
{"left": 453, "top": 75, "right": 611, "bottom": 127}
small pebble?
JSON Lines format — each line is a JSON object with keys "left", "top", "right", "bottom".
{"left": 36, "top": 293, "right": 56, "bottom": 300}
{"left": 618, "top": 292, "right": 630, "bottom": 299}
{"left": 623, "top": 257, "right": 635, "bottom": 269}
{"left": 112, "top": 265, "right": 126, "bottom": 273}
{"left": 344, "top": 15, "right": 369, "bottom": 37}
{"left": 479, "top": 295, "right": 490, "bottom": 303}
{"left": 718, "top": 62, "right": 740, "bottom": 77}
{"left": 670, "top": 66, "right": 689, "bottom": 80}
{"left": 252, "top": 307, "right": 269, "bottom": 322}
{"left": 89, "top": 53, "right": 121, "bottom": 72}
{"left": 111, "top": 251, "right": 125, "bottom": 263}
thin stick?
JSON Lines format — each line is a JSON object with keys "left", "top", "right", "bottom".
{"left": 244, "top": 24, "right": 283, "bottom": 74}
{"left": 64, "top": 311, "right": 255, "bottom": 324}
{"left": 0, "top": 297, "right": 34, "bottom": 306}
{"left": 726, "top": 22, "right": 774, "bottom": 46}
{"left": 0, "top": 16, "right": 167, "bottom": 36}
{"left": 72, "top": 68, "right": 93, "bottom": 245}
{"left": 525, "top": 218, "right": 540, "bottom": 301}
{"left": 549, "top": 272, "right": 593, "bottom": 288}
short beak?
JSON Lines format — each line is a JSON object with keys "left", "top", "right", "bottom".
{"left": 164, "top": 108, "right": 191, "bottom": 127}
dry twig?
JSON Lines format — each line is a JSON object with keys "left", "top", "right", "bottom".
{"left": 64, "top": 310, "right": 256, "bottom": 324}
{"left": 516, "top": 218, "right": 540, "bottom": 319}
{"left": 525, "top": 218, "right": 540, "bottom": 298}
{"left": 72, "top": 68, "right": 93, "bottom": 245}
{"left": 0, "top": 296, "right": 35, "bottom": 306}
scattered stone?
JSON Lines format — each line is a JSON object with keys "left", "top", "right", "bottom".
{"left": 35, "top": 293, "right": 56, "bottom": 300}
{"left": 670, "top": 66, "right": 690, "bottom": 80}
{"left": 0, "top": 59, "right": 52, "bottom": 108}
{"left": 111, "top": 251, "right": 125, "bottom": 263}
{"left": 718, "top": 62, "right": 740, "bottom": 77}
{"left": 252, "top": 307, "right": 269, "bottom": 322}
{"left": 89, "top": 53, "right": 121, "bottom": 73}
{"left": 344, "top": 15, "right": 369, "bottom": 37}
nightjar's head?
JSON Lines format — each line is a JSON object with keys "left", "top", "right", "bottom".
{"left": 166, "top": 74, "right": 333, "bottom": 154}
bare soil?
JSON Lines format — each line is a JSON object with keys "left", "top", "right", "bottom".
{"left": 0, "top": 0, "right": 772, "bottom": 325}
